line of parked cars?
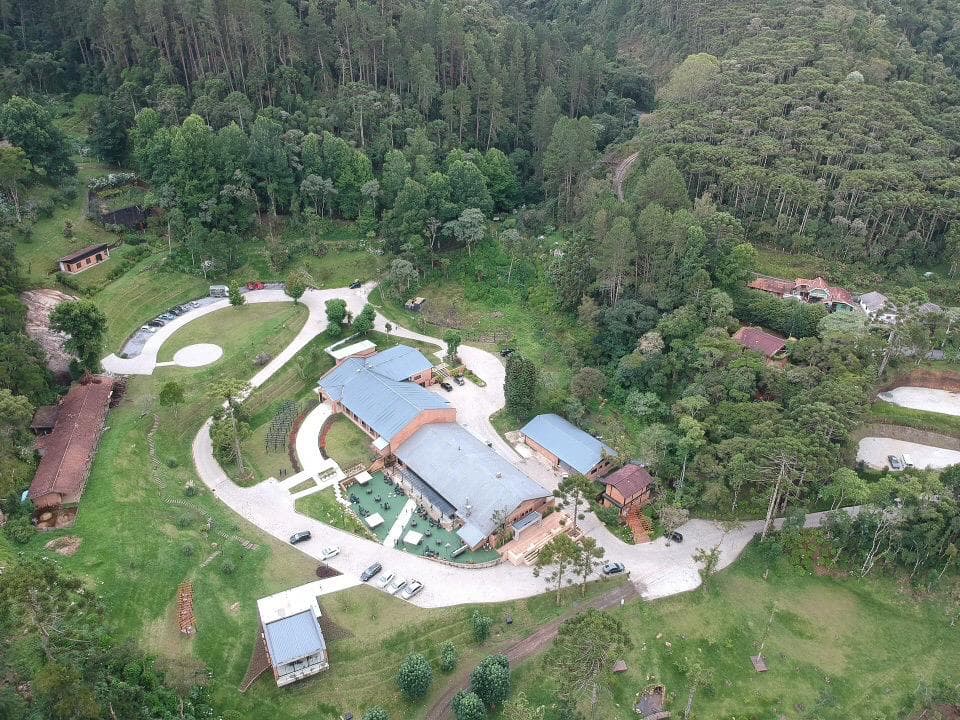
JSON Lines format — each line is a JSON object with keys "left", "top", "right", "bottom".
{"left": 140, "top": 301, "right": 200, "bottom": 333}
{"left": 288, "top": 531, "right": 426, "bottom": 601}
{"left": 362, "top": 563, "right": 424, "bottom": 600}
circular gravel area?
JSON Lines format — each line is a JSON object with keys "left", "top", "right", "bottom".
{"left": 172, "top": 343, "right": 223, "bottom": 367}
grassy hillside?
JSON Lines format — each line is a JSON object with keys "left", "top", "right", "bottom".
{"left": 510, "top": 543, "right": 960, "bottom": 719}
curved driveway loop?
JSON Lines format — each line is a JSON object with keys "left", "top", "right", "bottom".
{"left": 103, "top": 283, "right": 855, "bottom": 607}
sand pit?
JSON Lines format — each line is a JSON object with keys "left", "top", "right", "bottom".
{"left": 172, "top": 343, "right": 223, "bottom": 367}
{"left": 857, "top": 437, "right": 960, "bottom": 470}
{"left": 878, "top": 387, "right": 960, "bottom": 417}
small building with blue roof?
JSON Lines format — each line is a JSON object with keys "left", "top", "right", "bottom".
{"left": 519, "top": 413, "right": 617, "bottom": 478}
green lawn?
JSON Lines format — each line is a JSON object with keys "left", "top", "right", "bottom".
{"left": 96, "top": 258, "right": 210, "bottom": 351}
{"left": 295, "top": 488, "right": 369, "bottom": 536}
{"left": 21, "top": 326, "right": 320, "bottom": 703}
{"left": 509, "top": 544, "right": 960, "bottom": 720}
{"left": 157, "top": 303, "right": 307, "bottom": 363}
{"left": 375, "top": 242, "right": 577, "bottom": 391}
{"left": 868, "top": 400, "right": 960, "bottom": 438}
{"left": 227, "top": 578, "right": 624, "bottom": 720}
{"left": 322, "top": 415, "right": 376, "bottom": 469}
{"left": 360, "top": 330, "right": 443, "bottom": 359}
{"left": 224, "top": 221, "right": 387, "bottom": 290}
{"left": 16, "top": 163, "right": 119, "bottom": 283}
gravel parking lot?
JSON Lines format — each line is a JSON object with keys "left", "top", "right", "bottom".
{"left": 879, "top": 387, "right": 960, "bottom": 417}
{"left": 857, "top": 437, "right": 960, "bottom": 470}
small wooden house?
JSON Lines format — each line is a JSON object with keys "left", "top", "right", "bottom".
{"left": 58, "top": 243, "right": 110, "bottom": 274}
{"left": 599, "top": 461, "right": 654, "bottom": 516}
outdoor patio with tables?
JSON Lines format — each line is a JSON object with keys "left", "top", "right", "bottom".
{"left": 346, "top": 471, "right": 500, "bottom": 565}
{"left": 346, "top": 471, "right": 405, "bottom": 543}
{"left": 394, "top": 509, "right": 500, "bottom": 565}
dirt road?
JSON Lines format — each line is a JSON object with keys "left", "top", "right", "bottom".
{"left": 424, "top": 582, "right": 639, "bottom": 720}
{"left": 613, "top": 151, "right": 640, "bottom": 201}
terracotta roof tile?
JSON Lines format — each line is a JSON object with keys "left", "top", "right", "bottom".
{"left": 30, "top": 377, "right": 114, "bottom": 509}
{"left": 602, "top": 462, "right": 654, "bottom": 498}
{"left": 733, "top": 326, "right": 787, "bottom": 358}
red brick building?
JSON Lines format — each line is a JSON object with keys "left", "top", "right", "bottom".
{"left": 58, "top": 243, "right": 111, "bottom": 274}
{"left": 598, "top": 462, "right": 655, "bottom": 516}
{"left": 29, "top": 376, "right": 114, "bottom": 528}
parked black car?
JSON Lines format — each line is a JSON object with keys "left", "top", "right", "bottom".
{"left": 439, "top": 381, "right": 454, "bottom": 391}
{"left": 602, "top": 562, "right": 625, "bottom": 575}
{"left": 361, "top": 562, "right": 382, "bottom": 581}
{"left": 499, "top": 348, "right": 515, "bottom": 357}
{"left": 349, "top": 279, "right": 362, "bottom": 289}
{"left": 289, "top": 530, "right": 312, "bottom": 544}
{"left": 148, "top": 319, "right": 165, "bottom": 327}
{"left": 666, "top": 531, "right": 683, "bottom": 544}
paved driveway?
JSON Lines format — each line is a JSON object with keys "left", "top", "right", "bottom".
{"left": 103, "top": 282, "right": 857, "bottom": 606}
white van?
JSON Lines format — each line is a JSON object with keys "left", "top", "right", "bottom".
{"left": 901, "top": 453, "right": 914, "bottom": 469}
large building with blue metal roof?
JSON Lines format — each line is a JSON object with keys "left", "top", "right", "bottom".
{"left": 315, "top": 343, "right": 555, "bottom": 551}
{"left": 316, "top": 345, "right": 455, "bottom": 454}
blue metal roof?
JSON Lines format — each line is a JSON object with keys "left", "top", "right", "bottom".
{"left": 520, "top": 414, "right": 617, "bottom": 475}
{"left": 395, "top": 423, "right": 549, "bottom": 546}
{"left": 317, "top": 351, "right": 449, "bottom": 441}
{"left": 364, "top": 345, "right": 434, "bottom": 381}
{"left": 263, "top": 610, "right": 326, "bottom": 666}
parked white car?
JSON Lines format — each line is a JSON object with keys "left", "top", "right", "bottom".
{"left": 320, "top": 546, "right": 340, "bottom": 560}
{"left": 386, "top": 577, "right": 407, "bottom": 595}
{"left": 140, "top": 325, "right": 156, "bottom": 334}
{"left": 376, "top": 572, "right": 395, "bottom": 590}
{"left": 400, "top": 580, "right": 423, "bottom": 600}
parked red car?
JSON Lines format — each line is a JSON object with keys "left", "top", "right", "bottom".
{"left": 246, "top": 281, "right": 265, "bottom": 290}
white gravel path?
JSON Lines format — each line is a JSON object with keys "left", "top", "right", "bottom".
{"left": 878, "top": 386, "right": 960, "bottom": 417}
{"left": 103, "top": 282, "right": 860, "bottom": 606}
{"left": 857, "top": 437, "right": 960, "bottom": 470}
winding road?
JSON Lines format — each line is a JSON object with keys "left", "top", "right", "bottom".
{"left": 613, "top": 151, "right": 640, "bottom": 201}
{"left": 104, "top": 283, "right": 854, "bottom": 608}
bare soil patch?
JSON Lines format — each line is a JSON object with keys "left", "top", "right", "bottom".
{"left": 909, "top": 704, "right": 960, "bottom": 720}
{"left": 21, "top": 288, "right": 77, "bottom": 376}
{"left": 882, "top": 368, "right": 960, "bottom": 393}
{"left": 44, "top": 535, "right": 82, "bottom": 556}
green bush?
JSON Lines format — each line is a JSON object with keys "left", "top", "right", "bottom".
{"left": 470, "top": 655, "right": 511, "bottom": 709}
{"left": 181, "top": 544, "right": 195, "bottom": 557}
{"left": 396, "top": 652, "right": 432, "bottom": 701}
{"left": 3, "top": 515, "right": 34, "bottom": 544}
{"left": 472, "top": 609, "right": 493, "bottom": 644}
{"left": 453, "top": 690, "right": 487, "bottom": 720}
{"left": 165, "top": 457, "right": 179, "bottom": 469}
{"left": 439, "top": 641, "right": 458, "bottom": 673}
{"left": 361, "top": 707, "right": 389, "bottom": 720}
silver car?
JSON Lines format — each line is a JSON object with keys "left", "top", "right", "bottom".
{"left": 376, "top": 572, "right": 395, "bottom": 590}
{"left": 385, "top": 577, "right": 407, "bottom": 595}
{"left": 400, "top": 580, "right": 423, "bottom": 600}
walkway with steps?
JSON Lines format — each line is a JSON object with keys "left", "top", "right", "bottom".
{"left": 626, "top": 507, "right": 653, "bottom": 543}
